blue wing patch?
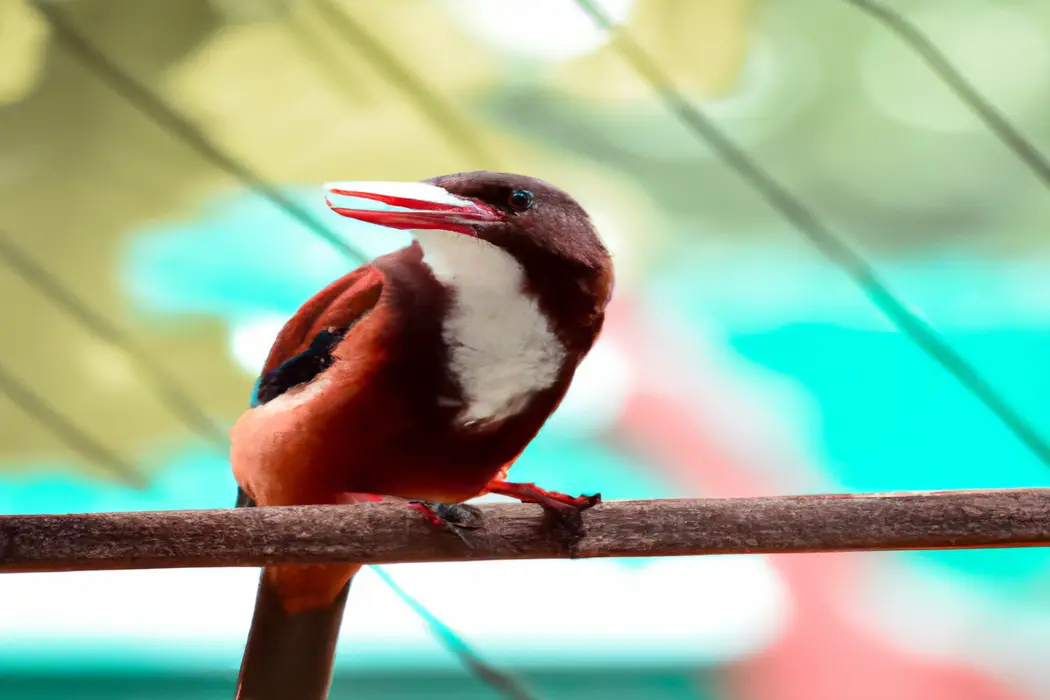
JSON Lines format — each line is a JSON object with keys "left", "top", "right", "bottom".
{"left": 249, "top": 328, "right": 349, "bottom": 407}
{"left": 248, "top": 376, "right": 265, "bottom": 409}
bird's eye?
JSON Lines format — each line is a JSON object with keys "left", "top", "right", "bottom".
{"left": 508, "top": 189, "right": 534, "bottom": 212}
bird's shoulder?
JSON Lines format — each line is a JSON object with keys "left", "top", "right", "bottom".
{"left": 251, "top": 263, "right": 386, "bottom": 407}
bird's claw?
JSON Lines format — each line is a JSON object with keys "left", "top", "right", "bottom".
{"left": 484, "top": 479, "right": 600, "bottom": 514}
{"left": 539, "top": 496, "right": 599, "bottom": 551}
{"left": 408, "top": 500, "right": 483, "bottom": 547}
{"left": 541, "top": 492, "right": 602, "bottom": 514}
{"left": 482, "top": 482, "right": 601, "bottom": 553}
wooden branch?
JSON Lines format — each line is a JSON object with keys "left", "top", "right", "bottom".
{"left": 2, "top": 489, "right": 1048, "bottom": 574}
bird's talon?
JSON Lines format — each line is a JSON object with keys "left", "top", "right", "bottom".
{"left": 408, "top": 501, "right": 483, "bottom": 546}
{"left": 568, "top": 492, "right": 601, "bottom": 510}
{"left": 533, "top": 492, "right": 598, "bottom": 552}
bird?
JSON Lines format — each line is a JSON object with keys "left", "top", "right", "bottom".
{"left": 230, "top": 170, "right": 615, "bottom": 700}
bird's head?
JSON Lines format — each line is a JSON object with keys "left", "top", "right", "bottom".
{"left": 324, "top": 171, "right": 614, "bottom": 345}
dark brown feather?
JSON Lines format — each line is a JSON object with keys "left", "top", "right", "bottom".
{"left": 235, "top": 573, "right": 352, "bottom": 700}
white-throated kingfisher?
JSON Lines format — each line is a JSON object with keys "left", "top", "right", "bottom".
{"left": 231, "top": 171, "right": 614, "bottom": 700}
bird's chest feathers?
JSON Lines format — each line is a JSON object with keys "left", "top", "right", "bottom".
{"left": 418, "top": 231, "right": 566, "bottom": 428}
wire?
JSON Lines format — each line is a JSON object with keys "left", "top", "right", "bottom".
{"left": 33, "top": 1, "right": 370, "bottom": 267}
{"left": 843, "top": 0, "right": 1050, "bottom": 189}
{"left": 30, "top": 6, "right": 534, "bottom": 697}
{"left": 574, "top": 0, "right": 1050, "bottom": 468}
{"left": 0, "top": 230, "right": 228, "bottom": 450}
{"left": 0, "top": 360, "right": 142, "bottom": 484}
{"left": 371, "top": 566, "right": 537, "bottom": 700}
{"left": 307, "top": 0, "right": 500, "bottom": 169}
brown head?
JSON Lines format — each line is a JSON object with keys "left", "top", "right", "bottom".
{"left": 324, "top": 171, "right": 614, "bottom": 351}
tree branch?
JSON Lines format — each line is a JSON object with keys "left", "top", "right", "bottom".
{"left": 2, "top": 488, "right": 1048, "bottom": 574}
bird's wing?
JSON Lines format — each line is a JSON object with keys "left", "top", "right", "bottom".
{"left": 250, "top": 264, "right": 385, "bottom": 407}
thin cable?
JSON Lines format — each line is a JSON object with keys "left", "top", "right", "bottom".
{"left": 0, "top": 230, "right": 228, "bottom": 449}
{"left": 308, "top": 0, "right": 500, "bottom": 169}
{"left": 371, "top": 566, "right": 537, "bottom": 700}
{"left": 844, "top": 0, "right": 1050, "bottom": 188}
{"left": 34, "top": 7, "right": 546, "bottom": 694}
{"left": 574, "top": 0, "right": 1050, "bottom": 467}
{"left": 34, "top": 1, "right": 369, "bottom": 266}
{"left": 0, "top": 360, "right": 142, "bottom": 484}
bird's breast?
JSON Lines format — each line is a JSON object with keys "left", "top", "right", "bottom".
{"left": 230, "top": 263, "right": 579, "bottom": 506}
{"left": 417, "top": 230, "right": 568, "bottom": 429}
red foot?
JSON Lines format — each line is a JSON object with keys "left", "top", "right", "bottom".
{"left": 407, "top": 501, "right": 482, "bottom": 547}
{"left": 484, "top": 480, "right": 601, "bottom": 513}
{"left": 407, "top": 501, "right": 447, "bottom": 529}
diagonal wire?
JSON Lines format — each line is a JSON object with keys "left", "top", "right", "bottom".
{"left": 0, "top": 248, "right": 526, "bottom": 693}
{"left": 34, "top": 1, "right": 369, "bottom": 266}
{"left": 844, "top": 0, "right": 1050, "bottom": 188}
{"left": 17, "top": 0, "right": 1050, "bottom": 693}
{"left": 0, "top": 230, "right": 228, "bottom": 449}
{"left": 371, "top": 566, "right": 537, "bottom": 700}
{"left": 0, "top": 252, "right": 528, "bottom": 695}
{"left": 574, "top": 0, "right": 1050, "bottom": 467}
{"left": 31, "top": 6, "right": 539, "bottom": 697}
{"left": 0, "top": 360, "right": 142, "bottom": 484}
{"left": 0, "top": 364, "right": 526, "bottom": 698}
{"left": 307, "top": 0, "right": 500, "bottom": 169}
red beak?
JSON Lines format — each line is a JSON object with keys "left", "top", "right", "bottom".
{"left": 324, "top": 181, "right": 503, "bottom": 234}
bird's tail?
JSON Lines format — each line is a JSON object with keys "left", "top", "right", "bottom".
{"left": 235, "top": 570, "right": 353, "bottom": 700}
{"left": 234, "top": 488, "right": 356, "bottom": 700}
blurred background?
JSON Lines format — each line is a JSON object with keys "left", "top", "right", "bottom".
{"left": 2, "top": 0, "right": 1050, "bottom": 697}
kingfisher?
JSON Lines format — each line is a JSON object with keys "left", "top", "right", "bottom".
{"left": 231, "top": 171, "right": 615, "bottom": 699}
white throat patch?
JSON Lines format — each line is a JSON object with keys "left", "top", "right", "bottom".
{"left": 414, "top": 229, "right": 566, "bottom": 427}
